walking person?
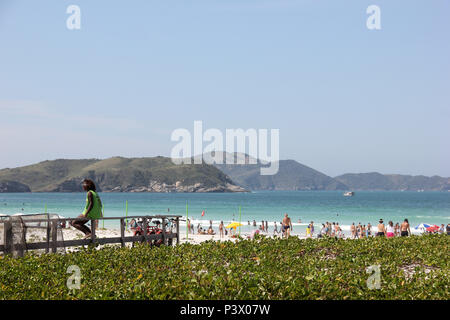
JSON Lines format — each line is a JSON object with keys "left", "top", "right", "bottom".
{"left": 219, "top": 221, "right": 224, "bottom": 238}
{"left": 394, "top": 222, "right": 400, "bottom": 237}
{"left": 280, "top": 221, "right": 285, "bottom": 237}
{"left": 71, "top": 179, "right": 103, "bottom": 239}
{"left": 282, "top": 213, "right": 292, "bottom": 238}
{"left": 306, "top": 224, "right": 311, "bottom": 238}
{"left": 350, "top": 223, "right": 356, "bottom": 239}
{"left": 337, "top": 225, "right": 343, "bottom": 238}
{"left": 386, "top": 221, "right": 395, "bottom": 238}
{"left": 400, "top": 219, "right": 411, "bottom": 237}
{"left": 319, "top": 224, "right": 326, "bottom": 238}
{"left": 377, "top": 219, "right": 386, "bottom": 237}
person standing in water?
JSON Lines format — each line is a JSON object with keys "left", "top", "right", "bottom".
{"left": 71, "top": 179, "right": 103, "bottom": 239}
{"left": 273, "top": 221, "right": 279, "bottom": 235}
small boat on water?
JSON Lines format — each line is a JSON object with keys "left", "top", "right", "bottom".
{"left": 343, "top": 191, "right": 354, "bottom": 197}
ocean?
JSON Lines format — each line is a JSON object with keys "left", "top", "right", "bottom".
{"left": 1, "top": 191, "right": 449, "bottom": 236}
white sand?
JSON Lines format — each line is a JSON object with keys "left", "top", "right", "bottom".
{"left": 179, "top": 231, "right": 307, "bottom": 245}
{"left": 23, "top": 227, "right": 305, "bottom": 247}
{"left": 1, "top": 223, "right": 430, "bottom": 256}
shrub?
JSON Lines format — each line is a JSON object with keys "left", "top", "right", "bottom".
{"left": 0, "top": 235, "right": 448, "bottom": 299}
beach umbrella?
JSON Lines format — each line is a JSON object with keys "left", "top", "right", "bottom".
{"left": 414, "top": 223, "right": 431, "bottom": 231}
{"left": 426, "top": 225, "right": 439, "bottom": 233}
{"left": 226, "top": 222, "right": 242, "bottom": 229}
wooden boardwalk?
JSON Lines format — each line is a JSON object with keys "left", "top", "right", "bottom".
{"left": 0, "top": 215, "right": 181, "bottom": 256}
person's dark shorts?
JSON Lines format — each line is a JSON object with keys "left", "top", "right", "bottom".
{"left": 401, "top": 231, "right": 408, "bottom": 237}
{"left": 376, "top": 232, "right": 385, "bottom": 237}
{"left": 71, "top": 216, "right": 89, "bottom": 226}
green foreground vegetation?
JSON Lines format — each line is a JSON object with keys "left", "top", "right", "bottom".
{"left": 0, "top": 235, "right": 448, "bottom": 299}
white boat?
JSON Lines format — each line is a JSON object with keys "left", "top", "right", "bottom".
{"left": 343, "top": 191, "right": 354, "bottom": 197}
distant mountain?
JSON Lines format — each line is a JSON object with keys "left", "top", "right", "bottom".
{"left": 335, "top": 172, "right": 450, "bottom": 191}
{"left": 1, "top": 155, "right": 448, "bottom": 193}
{"left": 214, "top": 156, "right": 347, "bottom": 191}
{"left": 0, "top": 157, "right": 246, "bottom": 193}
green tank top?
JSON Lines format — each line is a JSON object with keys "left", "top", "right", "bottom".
{"left": 83, "top": 190, "right": 102, "bottom": 219}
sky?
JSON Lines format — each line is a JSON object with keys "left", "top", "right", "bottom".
{"left": 0, "top": 0, "right": 449, "bottom": 177}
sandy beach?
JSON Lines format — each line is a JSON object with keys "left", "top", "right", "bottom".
{"left": 0, "top": 219, "right": 436, "bottom": 256}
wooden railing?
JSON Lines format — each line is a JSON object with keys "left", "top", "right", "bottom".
{"left": 0, "top": 215, "right": 181, "bottom": 256}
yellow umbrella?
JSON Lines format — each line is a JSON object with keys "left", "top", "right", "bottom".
{"left": 226, "top": 222, "right": 242, "bottom": 229}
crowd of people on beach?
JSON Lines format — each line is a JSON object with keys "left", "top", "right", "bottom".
{"left": 186, "top": 219, "right": 217, "bottom": 236}
{"left": 186, "top": 213, "right": 450, "bottom": 239}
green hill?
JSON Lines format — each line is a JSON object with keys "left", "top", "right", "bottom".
{"left": 0, "top": 157, "right": 246, "bottom": 193}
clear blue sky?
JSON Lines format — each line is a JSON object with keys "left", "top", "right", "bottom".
{"left": 1, "top": 0, "right": 449, "bottom": 177}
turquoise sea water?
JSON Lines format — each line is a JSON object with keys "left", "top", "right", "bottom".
{"left": 1, "top": 191, "right": 449, "bottom": 235}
